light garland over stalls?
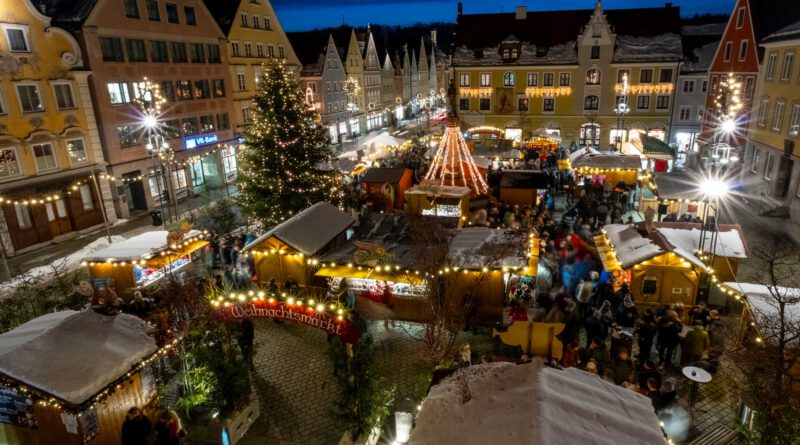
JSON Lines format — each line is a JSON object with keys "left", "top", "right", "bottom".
{"left": 424, "top": 119, "right": 489, "bottom": 195}
{"left": 208, "top": 286, "right": 351, "bottom": 321}
{"left": 80, "top": 231, "right": 210, "bottom": 267}
{"left": 235, "top": 59, "right": 345, "bottom": 227}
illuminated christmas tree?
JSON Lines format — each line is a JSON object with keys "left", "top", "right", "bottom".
{"left": 424, "top": 81, "right": 488, "bottom": 195}
{"left": 236, "top": 60, "right": 343, "bottom": 226}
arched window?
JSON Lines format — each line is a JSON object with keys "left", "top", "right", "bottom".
{"left": 503, "top": 72, "right": 516, "bottom": 87}
{"left": 580, "top": 123, "right": 601, "bottom": 147}
{"left": 586, "top": 69, "right": 601, "bottom": 85}
{"left": 584, "top": 95, "right": 599, "bottom": 110}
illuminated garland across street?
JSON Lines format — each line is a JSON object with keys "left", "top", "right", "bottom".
{"left": 425, "top": 120, "right": 489, "bottom": 195}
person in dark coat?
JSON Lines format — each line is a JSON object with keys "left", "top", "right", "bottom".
{"left": 237, "top": 319, "right": 255, "bottom": 364}
{"left": 584, "top": 310, "right": 608, "bottom": 347}
{"left": 657, "top": 311, "right": 683, "bottom": 367}
{"left": 121, "top": 406, "right": 151, "bottom": 445}
{"left": 581, "top": 337, "right": 611, "bottom": 375}
{"left": 615, "top": 294, "right": 638, "bottom": 328}
{"left": 610, "top": 348, "right": 635, "bottom": 385}
{"left": 637, "top": 359, "right": 662, "bottom": 391}
{"left": 635, "top": 310, "right": 658, "bottom": 361}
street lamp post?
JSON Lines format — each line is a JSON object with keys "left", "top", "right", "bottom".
{"left": 134, "top": 77, "right": 171, "bottom": 226}
{"left": 614, "top": 73, "right": 630, "bottom": 152}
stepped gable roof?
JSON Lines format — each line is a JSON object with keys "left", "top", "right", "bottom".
{"left": 287, "top": 31, "right": 331, "bottom": 76}
{"left": 749, "top": 0, "right": 800, "bottom": 43}
{"left": 455, "top": 6, "right": 680, "bottom": 50}
{"left": 202, "top": 0, "right": 241, "bottom": 36}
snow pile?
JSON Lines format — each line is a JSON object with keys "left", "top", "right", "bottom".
{"left": 84, "top": 231, "right": 168, "bottom": 261}
{"left": 0, "top": 310, "right": 157, "bottom": 404}
{"left": 0, "top": 234, "right": 126, "bottom": 296}
{"left": 409, "top": 359, "right": 663, "bottom": 445}
{"left": 604, "top": 224, "right": 663, "bottom": 267}
{"left": 613, "top": 34, "right": 682, "bottom": 62}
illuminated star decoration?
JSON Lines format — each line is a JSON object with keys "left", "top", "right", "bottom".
{"left": 424, "top": 119, "right": 489, "bottom": 195}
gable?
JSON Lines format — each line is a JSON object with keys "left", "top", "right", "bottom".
{"left": 709, "top": 0, "right": 760, "bottom": 73}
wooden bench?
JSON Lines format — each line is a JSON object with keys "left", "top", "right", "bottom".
{"left": 688, "top": 424, "right": 739, "bottom": 445}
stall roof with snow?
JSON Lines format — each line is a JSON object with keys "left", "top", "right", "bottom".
{"left": 83, "top": 230, "right": 203, "bottom": 262}
{"left": 244, "top": 202, "right": 354, "bottom": 256}
{"left": 409, "top": 359, "right": 664, "bottom": 445}
{"left": 723, "top": 282, "right": 800, "bottom": 325}
{"left": 571, "top": 153, "right": 642, "bottom": 170}
{"left": 567, "top": 146, "right": 600, "bottom": 164}
{"left": 0, "top": 310, "right": 157, "bottom": 406}
{"left": 405, "top": 184, "right": 471, "bottom": 199}
{"left": 448, "top": 227, "right": 531, "bottom": 271}
{"left": 361, "top": 168, "right": 410, "bottom": 184}
{"left": 596, "top": 222, "right": 748, "bottom": 271}
{"left": 651, "top": 172, "right": 705, "bottom": 201}
{"left": 500, "top": 170, "right": 550, "bottom": 189}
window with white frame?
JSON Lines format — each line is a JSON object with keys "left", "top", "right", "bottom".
{"left": 750, "top": 147, "right": 760, "bottom": 173}
{"left": 739, "top": 40, "right": 748, "bottom": 61}
{"left": 773, "top": 101, "right": 785, "bottom": 131}
{"left": 107, "top": 82, "right": 131, "bottom": 105}
{"left": 758, "top": 98, "right": 769, "bottom": 126}
{"left": 503, "top": 72, "right": 515, "bottom": 86}
{"left": 16, "top": 84, "right": 43, "bottom": 113}
{"left": 252, "top": 15, "right": 259, "bottom": 29}
{"left": 0, "top": 147, "right": 21, "bottom": 178}
{"left": 79, "top": 184, "right": 94, "bottom": 210}
{"left": 682, "top": 80, "right": 695, "bottom": 93}
{"left": 527, "top": 73, "right": 537, "bottom": 86}
{"left": 459, "top": 73, "right": 470, "bottom": 87}
{"left": 723, "top": 42, "right": 732, "bottom": 61}
{"left": 231, "top": 42, "right": 240, "bottom": 57}
{"left": 237, "top": 73, "right": 247, "bottom": 91}
{"left": 766, "top": 52, "right": 777, "bottom": 79}
{"left": 52, "top": 83, "right": 76, "bottom": 110}
{"left": 637, "top": 95, "right": 650, "bottom": 110}
{"left": 278, "top": 45, "right": 285, "bottom": 59}
{"left": 244, "top": 42, "right": 252, "bottom": 57}
{"left": 241, "top": 106, "right": 251, "bottom": 124}
{"left": 3, "top": 25, "right": 30, "bottom": 52}
{"left": 679, "top": 106, "right": 692, "bottom": 121}
{"left": 32, "top": 143, "right": 57, "bottom": 171}
{"left": 781, "top": 53, "right": 794, "bottom": 81}
{"left": 66, "top": 138, "right": 89, "bottom": 165}
{"left": 764, "top": 152, "right": 775, "bottom": 180}
{"left": 789, "top": 104, "right": 800, "bottom": 136}
{"left": 735, "top": 7, "right": 746, "bottom": 28}
{"left": 267, "top": 44, "right": 275, "bottom": 58}
{"left": 701, "top": 79, "right": 708, "bottom": 93}
{"left": 744, "top": 77, "right": 754, "bottom": 99}
{"left": 480, "top": 73, "right": 491, "bottom": 87}
{"left": 222, "top": 147, "right": 237, "bottom": 173}
{"left": 257, "top": 43, "right": 264, "bottom": 58}
{"left": 14, "top": 203, "right": 32, "bottom": 229}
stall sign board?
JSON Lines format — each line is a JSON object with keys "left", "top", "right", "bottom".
{"left": 0, "top": 388, "right": 38, "bottom": 429}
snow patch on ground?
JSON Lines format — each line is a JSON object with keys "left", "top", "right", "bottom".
{"left": 0, "top": 235, "right": 126, "bottom": 296}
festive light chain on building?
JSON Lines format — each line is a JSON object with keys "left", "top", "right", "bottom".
{"left": 524, "top": 87, "right": 572, "bottom": 97}
{"left": 613, "top": 82, "right": 674, "bottom": 95}
{"left": 304, "top": 260, "right": 535, "bottom": 276}
{"left": 458, "top": 87, "right": 494, "bottom": 98}
{"left": 714, "top": 72, "right": 742, "bottom": 126}
{"left": 1, "top": 338, "right": 181, "bottom": 414}
{"left": 574, "top": 167, "right": 639, "bottom": 174}
{"left": 80, "top": 231, "right": 210, "bottom": 266}
{"left": 209, "top": 288, "right": 350, "bottom": 321}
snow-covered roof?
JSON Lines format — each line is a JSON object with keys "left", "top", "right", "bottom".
{"left": 410, "top": 359, "right": 663, "bottom": 445}
{"left": 652, "top": 172, "right": 703, "bottom": 201}
{"left": 360, "top": 131, "right": 408, "bottom": 148}
{"left": 604, "top": 224, "right": 664, "bottom": 268}
{"left": 763, "top": 19, "right": 800, "bottom": 42}
{"left": 471, "top": 155, "right": 491, "bottom": 170}
{"left": 452, "top": 42, "right": 578, "bottom": 66}
{"left": 659, "top": 227, "right": 748, "bottom": 259}
{"left": 683, "top": 40, "right": 719, "bottom": 73}
{"left": 613, "top": 33, "right": 683, "bottom": 62}
{"left": 571, "top": 153, "right": 642, "bottom": 170}
{"left": 83, "top": 230, "right": 202, "bottom": 262}
{"left": 568, "top": 146, "right": 601, "bottom": 164}
{"left": 722, "top": 282, "right": 800, "bottom": 324}
{"left": 406, "top": 184, "right": 472, "bottom": 198}
{"left": 0, "top": 310, "right": 157, "bottom": 405}
{"left": 448, "top": 227, "right": 529, "bottom": 270}
{"left": 681, "top": 23, "right": 727, "bottom": 36}
{"left": 244, "top": 202, "right": 355, "bottom": 256}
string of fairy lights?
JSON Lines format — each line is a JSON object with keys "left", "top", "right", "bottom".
{"left": 425, "top": 120, "right": 489, "bottom": 195}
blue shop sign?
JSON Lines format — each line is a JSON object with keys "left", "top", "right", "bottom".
{"left": 185, "top": 134, "right": 219, "bottom": 149}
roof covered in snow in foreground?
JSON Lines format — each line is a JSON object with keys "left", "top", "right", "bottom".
{"left": 723, "top": 282, "right": 800, "bottom": 325}
{"left": 409, "top": 359, "right": 663, "bottom": 445}
{"left": 0, "top": 310, "right": 157, "bottom": 405}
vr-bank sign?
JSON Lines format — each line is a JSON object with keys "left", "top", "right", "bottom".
{"left": 214, "top": 302, "right": 361, "bottom": 343}
{"left": 184, "top": 134, "right": 219, "bottom": 149}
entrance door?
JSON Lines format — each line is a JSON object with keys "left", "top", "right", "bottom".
{"left": 45, "top": 199, "right": 72, "bottom": 236}
{"left": 126, "top": 181, "right": 148, "bottom": 211}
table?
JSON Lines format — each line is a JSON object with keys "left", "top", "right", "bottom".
{"left": 682, "top": 366, "right": 712, "bottom": 412}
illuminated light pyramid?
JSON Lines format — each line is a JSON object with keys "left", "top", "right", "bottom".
{"left": 424, "top": 118, "right": 489, "bottom": 195}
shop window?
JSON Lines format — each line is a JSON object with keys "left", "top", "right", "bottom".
{"left": 190, "top": 160, "right": 204, "bottom": 187}
{"left": 79, "top": 184, "right": 94, "bottom": 211}
{"left": 14, "top": 203, "right": 32, "bottom": 229}
{"left": 172, "top": 169, "right": 188, "bottom": 189}
{"left": 222, "top": 148, "right": 238, "bottom": 174}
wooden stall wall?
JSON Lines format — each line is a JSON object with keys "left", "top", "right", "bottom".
{"left": 89, "top": 264, "right": 136, "bottom": 298}
{"left": 0, "top": 372, "right": 157, "bottom": 445}
{"left": 251, "top": 238, "right": 310, "bottom": 287}
{"left": 630, "top": 256, "right": 698, "bottom": 309}
{"left": 499, "top": 188, "right": 536, "bottom": 207}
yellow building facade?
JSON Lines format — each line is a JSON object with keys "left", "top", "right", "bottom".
{"left": 743, "top": 32, "right": 800, "bottom": 220}
{"left": 0, "top": 0, "right": 116, "bottom": 255}
{"left": 205, "top": 0, "right": 300, "bottom": 132}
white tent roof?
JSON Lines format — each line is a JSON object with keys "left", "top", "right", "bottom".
{"left": 0, "top": 310, "right": 157, "bottom": 405}
{"left": 723, "top": 282, "right": 800, "bottom": 324}
{"left": 620, "top": 142, "right": 643, "bottom": 156}
{"left": 568, "top": 146, "right": 601, "bottom": 164}
{"left": 410, "top": 359, "right": 664, "bottom": 445}
{"left": 244, "top": 202, "right": 355, "bottom": 256}
{"left": 361, "top": 131, "right": 408, "bottom": 148}
{"left": 83, "top": 230, "right": 202, "bottom": 261}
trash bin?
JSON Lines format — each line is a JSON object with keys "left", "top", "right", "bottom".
{"left": 150, "top": 210, "right": 163, "bottom": 226}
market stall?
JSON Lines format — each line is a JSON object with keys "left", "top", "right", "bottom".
{"left": 361, "top": 168, "right": 413, "bottom": 212}
{"left": 243, "top": 202, "right": 355, "bottom": 287}
{"left": 640, "top": 172, "right": 716, "bottom": 221}
{"left": 360, "top": 131, "right": 410, "bottom": 161}
{"left": 0, "top": 310, "right": 172, "bottom": 445}
{"left": 409, "top": 359, "right": 665, "bottom": 445}
{"left": 405, "top": 185, "right": 472, "bottom": 220}
{"left": 571, "top": 153, "right": 643, "bottom": 186}
{"left": 499, "top": 170, "right": 551, "bottom": 207}
{"left": 594, "top": 222, "right": 748, "bottom": 308}
{"left": 82, "top": 230, "right": 209, "bottom": 297}
{"left": 526, "top": 135, "right": 560, "bottom": 152}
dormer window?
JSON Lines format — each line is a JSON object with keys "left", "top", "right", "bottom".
{"left": 536, "top": 47, "right": 547, "bottom": 57}
{"left": 500, "top": 41, "right": 520, "bottom": 62}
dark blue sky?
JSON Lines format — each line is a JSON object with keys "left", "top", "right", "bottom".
{"left": 273, "top": 0, "right": 735, "bottom": 31}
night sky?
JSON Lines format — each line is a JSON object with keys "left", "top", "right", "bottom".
{"left": 272, "top": 0, "right": 735, "bottom": 31}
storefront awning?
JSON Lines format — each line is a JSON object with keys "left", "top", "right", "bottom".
{"left": 640, "top": 134, "right": 676, "bottom": 159}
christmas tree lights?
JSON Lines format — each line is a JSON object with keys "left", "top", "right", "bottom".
{"left": 236, "top": 60, "right": 344, "bottom": 226}
{"left": 424, "top": 120, "right": 489, "bottom": 195}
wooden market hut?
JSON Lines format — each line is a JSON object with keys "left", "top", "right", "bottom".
{"left": 83, "top": 230, "right": 209, "bottom": 297}
{"left": 404, "top": 185, "right": 471, "bottom": 219}
{"left": 571, "top": 153, "right": 642, "bottom": 186}
{"left": 361, "top": 168, "right": 413, "bottom": 212}
{"left": 594, "top": 222, "right": 748, "bottom": 308}
{"left": 243, "top": 202, "right": 355, "bottom": 287}
{"left": 0, "top": 310, "right": 162, "bottom": 445}
{"left": 640, "top": 172, "right": 715, "bottom": 221}
{"left": 499, "top": 170, "right": 551, "bottom": 207}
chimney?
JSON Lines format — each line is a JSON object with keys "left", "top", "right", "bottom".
{"left": 516, "top": 6, "right": 527, "bottom": 20}
{"left": 457, "top": 2, "right": 463, "bottom": 17}
{"left": 431, "top": 30, "right": 437, "bottom": 45}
